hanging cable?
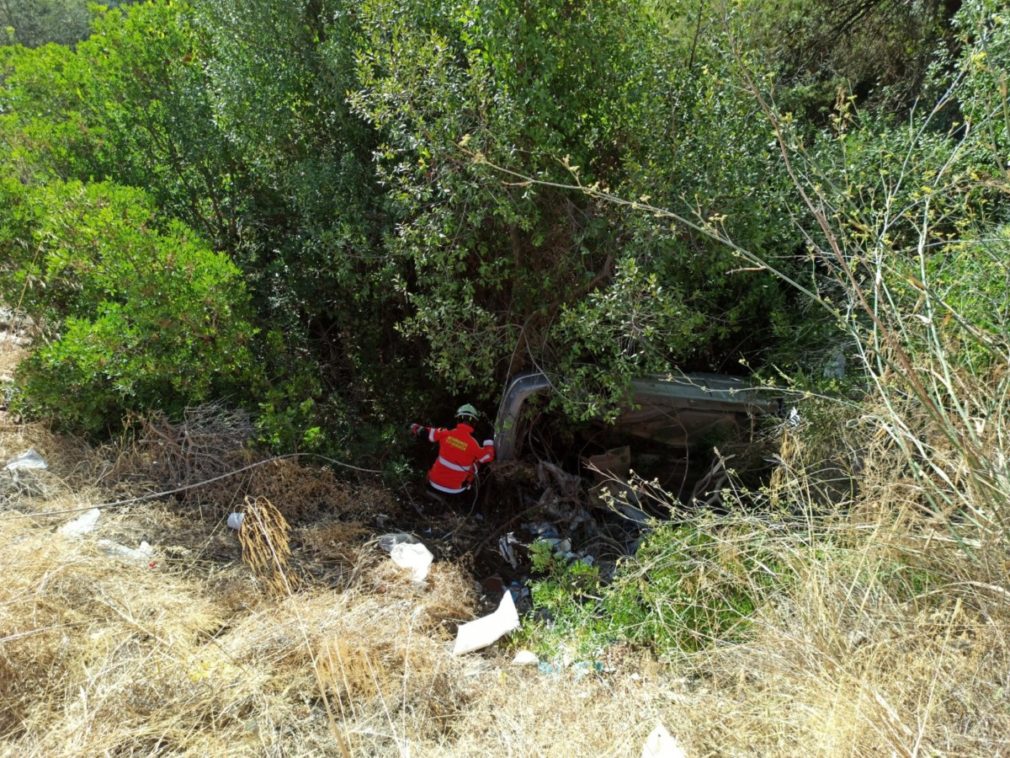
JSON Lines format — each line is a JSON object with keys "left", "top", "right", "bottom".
{"left": 3, "top": 452, "right": 382, "bottom": 520}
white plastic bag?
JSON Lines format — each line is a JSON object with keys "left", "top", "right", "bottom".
{"left": 377, "top": 532, "right": 418, "bottom": 552}
{"left": 4, "top": 448, "right": 47, "bottom": 471}
{"left": 57, "top": 508, "right": 101, "bottom": 538}
{"left": 98, "top": 539, "right": 154, "bottom": 565}
{"left": 452, "top": 589, "right": 520, "bottom": 655}
{"left": 512, "top": 650, "right": 539, "bottom": 666}
{"left": 389, "top": 541, "right": 433, "bottom": 583}
{"left": 641, "top": 722, "right": 686, "bottom": 758}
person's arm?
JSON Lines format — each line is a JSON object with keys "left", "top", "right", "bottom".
{"left": 477, "top": 439, "right": 495, "bottom": 465}
{"left": 410, "top": 423, "right": 448, "bottom": 443}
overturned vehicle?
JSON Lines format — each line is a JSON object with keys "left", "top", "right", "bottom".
{"left": 493, "top": 371, "right": 783, "bottom": 518}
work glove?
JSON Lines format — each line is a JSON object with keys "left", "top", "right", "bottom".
{"left": 409, "top": 423, "right": 424, "bottom": 438}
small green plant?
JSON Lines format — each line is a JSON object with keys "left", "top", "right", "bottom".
{"left": 517, "top": 540, "right": 603, "bottom": 657}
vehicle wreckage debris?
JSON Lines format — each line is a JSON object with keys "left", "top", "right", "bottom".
{"left": 477, "top": 459, "right": 641, "bottom": 591}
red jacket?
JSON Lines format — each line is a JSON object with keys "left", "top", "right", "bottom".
{"left": 423, "top": 422, "right": 495, "bottom": 494}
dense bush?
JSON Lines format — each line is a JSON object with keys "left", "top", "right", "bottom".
{"left": 0, "top": 180, "right": 259, "bottom": 433}
{"left": 0, "top": 0, "right": 1005, "bottom": 455}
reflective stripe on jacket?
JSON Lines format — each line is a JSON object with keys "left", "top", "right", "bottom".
{"left": 425, "top": 423, "right": 495, "bottom": 493}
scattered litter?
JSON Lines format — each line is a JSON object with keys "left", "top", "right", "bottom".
{"left": 641, "top": 722, "right": 686, "bottom": 758}
{"left": 537, "top": 661, "right": 558, "bottom": 675}
{"left": 512, "top": 650, "right": 539, "bottom": 666}
{"left": 227, "top": 512, "right": 244, "bottom": 530}
{"left": 4, "top": 448, "right": 47, "bottom": 471}
{"left": 97, "top": 539, "right": 155, "bottom": 565}
{"left": 571, "top": 660, "right": 604, "bottom": 680}
{"left": 497, "top": 531, "right": 522, "bottom": 569}
{"left": 390, "top": 541, "right": 433, "bottom": 583}
{"left": 508, "top": 579, "right": 530, "bottom": 609}
{"left": 57, "top": 508, "right": 101, "bottom": 538}
{"left": 462, "top": 658, "right": 492, "bottom": 678}
{"left": 527, "top": 521, "right": 560, "bottom": 541}
{"left": 452, "top": 588, "right": 520, "bottom": 655}
{"left": 375, "top": 532, "right": 433, "bottom": 583}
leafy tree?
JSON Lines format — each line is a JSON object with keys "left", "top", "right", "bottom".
{"left": 190, "top": 0, "right": 429, "bottom": 451}
{"left": 742, "top": 0, "right": 964, "bottom": 114}
{"left": 353, "top": 0, "right": 803, "bottom": 418}
{"left": 0, "top": 2, "right": 241, "bottom": 246}
{"left": 0, "top": 0, "right": 406, "bottom": 450}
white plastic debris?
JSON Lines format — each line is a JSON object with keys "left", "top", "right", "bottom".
{"left": 389, "top": 541, "right": 433, "bottom": 583}
{"left": 4, "top": 448, "right": 47, "bottom": 471}
{"left": 498, "top": 532, "right": 521, "bottom": 569}
{"left": 641, "top": 722, "right": 686, "bottom": 758}
{"left": 512, "top": 650, "right": 539, "bottom": 666}
{"left": 452, "top": 589, "right": 520, "bottom": 656}
{"left": 57, "top": 508, "right": 101, "bottom": 538}
{"left": 97, "top": 539, "right": 154, "bottom": 565}
{"left": 227, "top": 512, "right": 244, "bottom": 530}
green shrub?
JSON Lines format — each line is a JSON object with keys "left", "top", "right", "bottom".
{"left": 600, "top": 521, "right": 791, "bottom": 655}
{"left": 524, "top": 517, "right": 794, "bottom": 659}
{"left": 1, "top": 180, "right": 260, "bottom": 433}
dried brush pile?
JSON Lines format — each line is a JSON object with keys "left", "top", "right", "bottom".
{"left": 106, "top": 403, "right": 390, "bottom": 523}
{"left": 109, "top": 403, "right": 254, "bottom": 503}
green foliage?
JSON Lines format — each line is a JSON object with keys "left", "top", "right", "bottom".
{"left": 924, "top": 228, "right": 1010, "bottom": 368}
{"left": 189, "top": 0, "right": 422, "bottom": 447}
{"left": 524, "top": 518, "right": 793, "bottom": 659}
{"left": 553, "top": 257, "right": 704, "bottom": 421}
{"left": 0, "top": 2, "right": 241, "bottom": 245}
{"left": 0, "top": 0, "right": 91, "bottom": 47}
{"left": 600, "top": 521, "right": 788, "bottom": 655}
{"left": 352, "top": 0, "right": 657, "bottom": 397}
{"left": 740, "top": 0, "right": 963, "bottom": 114}
{"left": 522, "top": 540, "right": 604, "bottom": 656}
{"left": 350, "top": 0, "right": 801, "bottom": 415}
{"left": 4, "top": 0, "right": 999, "bottom": 464}
{"left": 950, "top": 0, "right": 1010, "bottom": 169}
{"left": 0, "top": 0, "right": 812, "bottom": 445}
{"left": 0, "top": 179, "right": 259, "bottom": 433}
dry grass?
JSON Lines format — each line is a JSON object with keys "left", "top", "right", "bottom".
{"left": 3, "top": 329, "right": 1010, "bottom": 757}
{"left": 5, "top": 413, "right": 1007, "bottom": 758}
{"left": 0, "top": 344, "right": 24, "bottom": 381}
{"left": 238, "top": 495, "right": 296, "bottom": 595}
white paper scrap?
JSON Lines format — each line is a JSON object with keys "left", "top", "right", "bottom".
{"left": 452, "top": 590, "right": 520, "bottom": 655}
{"left": 57, "top": 508, "right": 101, "bottom": 538}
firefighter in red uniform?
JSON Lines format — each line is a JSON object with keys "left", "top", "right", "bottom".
{"left": 410, "top": 404, "right": 495, "bottom": 494}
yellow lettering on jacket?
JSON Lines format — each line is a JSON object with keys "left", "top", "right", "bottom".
{"left": 446, "top": 436, "right": 468, "bottom": 451}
